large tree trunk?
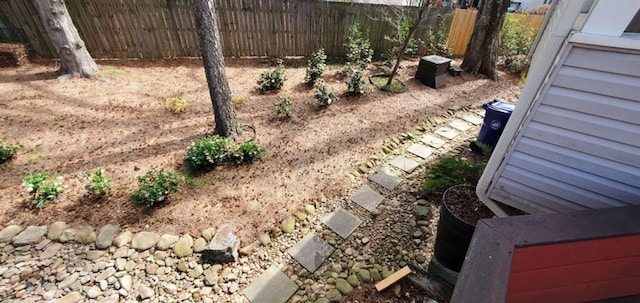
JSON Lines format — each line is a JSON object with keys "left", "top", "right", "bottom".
{"left": 193, "top": 0, "right": 238, "bottom": 138}
{"left": 32, "top": 0, "right": 97, "bottom": 78}
{"left": 460, "top": 0, "right": 510, "bottom": 81}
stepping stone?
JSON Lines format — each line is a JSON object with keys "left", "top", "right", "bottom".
{"left": 243, "top": 265, "right": 298, "bottom": 303}
{"left": 323, "top": 208, "right": 362, "bottom": 239}
{"left": 449, "top": 119, "right": 473, "bottom": 132}
{"left": 350, "top": 185, "right": 385, "bottom": 212}
{"left": 435, "top": 127, "right": 460, "bottom": 140}
{"left": 368, "top": 170, "right": 402, "bottom": 191}
{"left": 420, "top": 134, "right": 446, "bottom": 148}
{"left": 475, "top": 109, "right": 486, "bottom": 117}
{"left": 407, "top": 144, "right": 433, "bottom": 159}
{"left": 460, "top": 113, "right": 484, "bottom": 125}
{"left": 288, "top": 233, "right": 334, "bottom": 273}
{"left": 389, "top": 156, "right": 420, "bottom": 174}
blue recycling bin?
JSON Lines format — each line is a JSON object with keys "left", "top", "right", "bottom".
{"left": 477, "top": 99, "right": 515, "bottom": 147}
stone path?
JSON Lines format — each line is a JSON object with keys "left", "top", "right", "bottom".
{"left": 0, "top": 106, "right": 485, "bottom": 303}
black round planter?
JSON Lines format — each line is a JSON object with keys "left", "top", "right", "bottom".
{"left": 433, "top": 185, "right": 476, "bottom": 272}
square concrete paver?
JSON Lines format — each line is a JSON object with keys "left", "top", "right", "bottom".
{"left": 369, "top": 170, "right": 402, "bottom": 191}
{"left": 390, "top": 156, "right": 420, "bottom": 173}
{"left": 435, "top": 127, "right": 460, "bottom": 140}
{"left": 350, "top": 185, "right": 385, "bottom": 212}
{"left": 407, "top": 144, "right": 433, "bottom": 159}
{"left": 449, "top": 120, "right": 473, "bottom": 132}
{"left": 323, "top": 208, "right": 362, "bottom": 239}
{"left": 460, "top": 113, "right": 484, "bottom": 125}
{"left": 475, "top": 109, "right": 486, "bottom": 117}
{"left": 288, "top": 233, "right": 335, "bottom": 273}
{"left": 243, "top": 265, "right": 298, "bottom": 303}
{"left": 420, "top": 134, "right": 446, "bottom": 148}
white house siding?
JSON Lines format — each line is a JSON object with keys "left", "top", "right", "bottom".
{"left": 487, "top": 44, "right": 640, "bottom": 213}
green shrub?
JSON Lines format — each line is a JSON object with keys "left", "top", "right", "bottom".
{"left": 84, "top": 168, "right": 112, "bottom": 197}
{"left": 257, "top": 59, "right": 287, "bottom": 92}
{"left": 229, "top": 141, "right": 264, "bottom": 164}
{"left": 344, "top": 23, "right": 373, "bottom": 71}
{"left": 22, "top": 172, "right": 64, "bottom": 209}
{"left": 424, "top": 18, "right": 453, "bottom": 58}
{"left": 305, "top": 49, "right": 327, "bottom": 85}
{"left": 184, "top": 135, "right": 232, "bottom": 171}
{"left": 345, "top": 69, "right": 368, "bottom": 96}
{"left": 0, "top": 140, "right": 21, "bottom": 164}
{"left": 274, "top": 96, "right": 293, "bottom": 119}
{"left": 314, "top": 80, "right": 338, "bottom": 107}
{"left": 130, "top": 169, "right": 181, "bottom": 207}
{"left": 421, "top": 157, "right": 485, "bottom": 197}
{"left": 500, "top": 13, "right": 535, "bottom": 74}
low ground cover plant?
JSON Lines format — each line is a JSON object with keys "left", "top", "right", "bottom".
{"left": 22, "top": 172, "right": 65, "bottom": 208}
{"left": 84, "top": 168, "right": 112, "bottom": 197}
{"left": 130, "top": 169, "right": 181, "bottom": 207}
{"left": 184, "top": 135, "right": 264, "bottom": 171}
{"left": 0, "top": 140, "right": 20, "bottom": 164}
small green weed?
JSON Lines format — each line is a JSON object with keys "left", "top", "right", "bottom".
{"left": 22, "top": 172, "right": 65, "bottom": 209}
{"left": 84, "top": 168, "right": 112, "bottom": 197}
{"left": 164, "top": 97, "right": 188, "bottom": 114}
{"left": 130, "top": 169, "right": 181, "bottom": 207}
{"left": 274, "top": 96, "right": 293, "bottom": 119}
{"left": 257, "top": 59, "right": 287, "bottom": 92}
{"left": 0, "top": 140, "right": 21, "bottom": 164}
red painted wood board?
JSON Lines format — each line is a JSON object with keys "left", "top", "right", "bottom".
{"left": 506, "top": 275, "right": 640, "bottom": 303}
{"left": 510, "top": 234, "right": 640, "bottom": 273}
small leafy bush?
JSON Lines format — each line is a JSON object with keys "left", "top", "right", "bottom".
{"left": 314, "top": 80, "right": 338, "bottom": 107}
{"left": 257, "top": 59, "right": 287, "bottom": 92}
{"left": 184, "top": 135, "right": 232, "bottom": 171}
{"left": 84, "top": 168, "right": 112, "bottom": 197}
{"left": 424, "top": 18, "right": 453, "bottom": 58}
{"left": 274, "top": 96, "right": 293, "bottom": 119}
{"left": 0, "top": 140, "right": 21, "bottom": 164}
{"left": 164, "top": 97, "right": 188, "bottom": 114}
{"left": 229, "top": 141, "right": 264, "bottom": 164}
{"left": 421, "top": 157, "right": 485, "bottom": 197}
{"left": 305, "top": 49, "right": 327, "bottom": 85}
{"left": 345, "top": 69, "right": 368, "bottom": 96}
{"left": 344, "top": 23, "right": 373, "bottom": 71}
{"left": 500, "top": 13, "right": 535, "bottom": 74}
{"left": 130, "top": 169, "right": 181, "bottom": 207}
{"left": 22, "top": 172, "right": 64, "bottom": 209}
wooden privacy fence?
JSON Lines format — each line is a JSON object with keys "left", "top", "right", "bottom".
{"left": 447, "top": 9, "right": 546, "bottom": 56}
{"left": 0, "top": 0, "right": 454, "bottom": 59}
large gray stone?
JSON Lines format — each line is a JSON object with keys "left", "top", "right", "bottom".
{"left": 368, "top": 170, "right": 402, "bottom": 191}
{"left": 131, "top": 232, "right": 159, "bottom": 251}
{"left": 243, "top": 265, "right": 297, "bottom": 303}
{"left": 407, "top": 144, "right": 433, "bottom": 159}
{"left": 0, "top": 225, "right": 22, "bottom": 243}
{"left": 75, "top": 227, "right": 97, "bottom": 245}
{"left": 96, "top": 224, "right": 120, "bottom": 249}
{"left": 389, "top": 156, "right": 420, "bottom": 174}
{"left": 12, "top": 225, "right": 47, "bottom": 246}
{"left": 350, "top": 185, "right": 384, "bottom": 212}
{"left": 288, "top": 233, "right": 334, "bottom": 273}
{"left": 420, "top": 134, "right": 446, "bottom": 148}
{"left": 323, "top": 208, "right": 362, "bottom": 239}
{"left": 47, "top": 221, "right": 66, "bottom": 240}
{"left": 202, "top": 224, "right": 240, "bottom": 264}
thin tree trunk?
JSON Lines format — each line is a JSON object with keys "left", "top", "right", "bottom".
{"left": 193, "top": 0, "right": 238, "bottom": 139}
{"left": 460, "top": 0, "right": 510, "bottom": 80}
{"left": 385, "top": 0, "right": 430, "bottom": 87}
{"left": 32, "top": 0, "right": 97, "bottom": 78}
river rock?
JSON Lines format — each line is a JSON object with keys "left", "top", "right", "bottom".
{"left": 0, "top": 225, "right": 22, "bottom": 243}
{"left": 113, "top": 231, "right": 133, "bottom": 247}
{"left": 47, "top": 221, "right": 66, "bottom": 240}
{"left": 201, "top": 227, "right": 216, "bottom": 242}
{"left": 75, "top": 227, "right": 97, "bottom": 245}
{"left": 13, "top": 225, "right": 47, "bottom": 246}
{"left": 156, "top": 234, "right": 179, "bottom": 250}
{"left": 131, "top": 232, "right": 159, "bottom": 251}
{"left": 202, "top": 224, "right": 240, "bottom": 264}
{"left": 280, "top": 217, "right": 296, "bottom": 234}
{"left": 335, "top": 278, "right": 353, "bottom": 295}
{"left": 325, "top": 289, "right": 342, "bottom": 302}
{"left": 52, "top": 291, "right": 83, "bottom": 303}
{"left": 139, "top": 284, "right": 154, "bottom": 299}
{"left": 173, "top": 235, "right": 194, "bottom": 258}
{"left": 96, "top": 224, "right": 120, "bottom": 249}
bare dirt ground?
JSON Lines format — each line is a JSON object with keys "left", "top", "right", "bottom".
{"left": 0, "top": 58, "right": 522, "bottom": 241}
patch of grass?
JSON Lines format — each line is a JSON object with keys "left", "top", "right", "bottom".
{"left": 370, "top": 75, "right": 406, "bottom": 93}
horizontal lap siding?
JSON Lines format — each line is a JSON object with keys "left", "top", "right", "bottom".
{"left": 489, "top": 45, "right": 640, "bottom": 213}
